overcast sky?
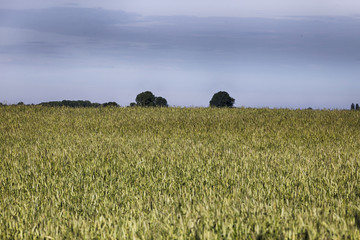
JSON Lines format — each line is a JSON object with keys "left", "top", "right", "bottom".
{"left": 1, "top": 0, "right": 359, "bottom": 108}
{"left": 2, "top": 0, "right": 360, "bottom": 17}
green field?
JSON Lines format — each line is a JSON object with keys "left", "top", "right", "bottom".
{"left": 1, "top": 106, "right": 360, "bottom": 239}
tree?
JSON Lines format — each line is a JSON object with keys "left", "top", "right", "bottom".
{"left": 155, "top": 96, "right": 168, "bottom": 107}
{"left": 351, "top": 103, "right": 355, "bottom": 110}
{"left": 129, "top": 102, "right": 136, "bottom": 107}
{"left": 209, "top": 91, "right": 235, "bottom": 108}
{"left": 135, "top": 91, "right": 156, "bottom": 107}
{"left": 356, "top": 104, "right": 359, "bottom": 110}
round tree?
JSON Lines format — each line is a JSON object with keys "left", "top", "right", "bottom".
{"left": 155, "top": 96, "right": 168, "bottom": 107}
{"left": 209, "top": 91, "right": 235, "bottom": 107}
{"left": 135, "top": 91, "right": 156, "bottom": 107}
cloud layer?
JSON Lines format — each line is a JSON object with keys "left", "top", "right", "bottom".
{"left": 1, "top": 8, "right": 359, "bottom": 63}
{"left": 1, "top": 0, "right": 360, "bottom": 17}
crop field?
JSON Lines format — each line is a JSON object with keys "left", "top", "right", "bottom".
{"left": 1, "top": 106, "right": 360, "bottom": 239}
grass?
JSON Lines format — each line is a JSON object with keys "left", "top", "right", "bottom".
{"left": 1, "top": 106, "right": 360, "bottom": 239}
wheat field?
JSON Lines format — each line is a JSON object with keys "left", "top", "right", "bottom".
{"left": 1, "top": 106, "right": 360, "bottom": 239}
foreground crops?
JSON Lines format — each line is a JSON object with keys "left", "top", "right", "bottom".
{"left": 1, "top": 106, "right": 360, "bottom": 239}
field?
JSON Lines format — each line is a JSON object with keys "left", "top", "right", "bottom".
{"left": 1, "top": 106, "right": 360, "bottom": 239}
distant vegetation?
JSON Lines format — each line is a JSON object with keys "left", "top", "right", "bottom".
{"left": 209, "top": 91, "right": 235, "bottom": 108}
{"left": 100, "top": 101, "right": 119, "bottom": 107}
{"left": 134, "top": 91, "right": 168, "bottom": 107}
{"left": 39, "top": 100, "right": 118, "bottom": 108}
{"left": 40, "top": 100, "right": 96, "bottom": 107}
{"left": 0, "top": 92, "right": 358, "bottom": 110}
{"left": 351, "top": 103, "right": 359, "bottom": 110}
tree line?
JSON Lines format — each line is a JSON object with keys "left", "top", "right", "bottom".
{"left": 0, "top": 91, "right": 235, "bottom": 108}
{"left": 1, "top": 91, "right": 359, "bottom": 109}
{"left": 39, "top": 100, "right": 119, "bottom": 108}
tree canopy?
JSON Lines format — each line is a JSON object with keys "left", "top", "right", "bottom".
{"left": 135, "top": 91, "right": 168, "bottom": 107}
{"left": 135, "top": 91, "right": 156, "bottom": 107}
{"left": 209, "top": 91, "right": 235, "bottom": 108}
{"left": 155, "top": 97, "right": 168, "bottom": 107}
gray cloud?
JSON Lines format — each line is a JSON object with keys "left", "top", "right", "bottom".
{"left": 1, "top": 7, "right": 359, "bottom": 65}
{"left": 1, "top": 0, "right": 360, "bottom": 17}
{"left": 0, "top": 7, "right": 140, "bottom": 36}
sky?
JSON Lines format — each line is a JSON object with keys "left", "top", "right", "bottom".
{"left": 0, "top": 0, "right": 359, "bottom": 108}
